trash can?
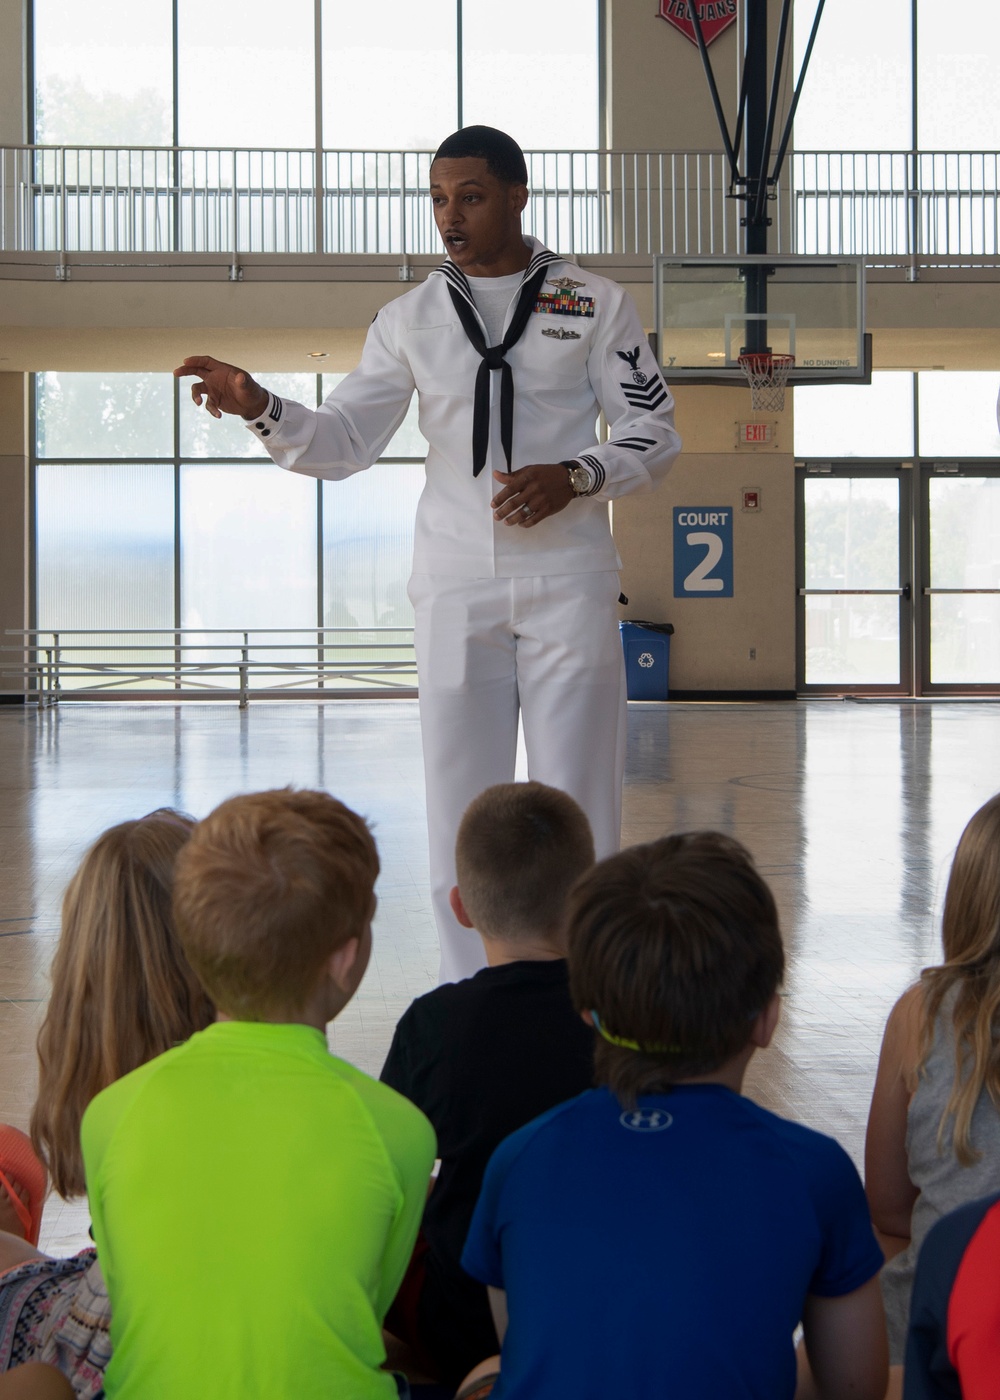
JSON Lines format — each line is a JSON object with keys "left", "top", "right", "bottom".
{"left": 619, "top": 620, "right": 674, "bottom": 701}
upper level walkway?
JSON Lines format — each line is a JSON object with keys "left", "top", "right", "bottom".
{"left": 2, "top": 147, "right": 1000, "bottom": 281}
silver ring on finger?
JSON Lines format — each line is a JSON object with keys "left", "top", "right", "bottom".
{"left": 521, "top": 503, "right": 533, "bottom": 519}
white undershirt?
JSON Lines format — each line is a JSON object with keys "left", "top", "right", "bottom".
{"left": 465, "top": 271, "right": 524, "bottom": 346}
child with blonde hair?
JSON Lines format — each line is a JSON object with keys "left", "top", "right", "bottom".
{"left": 0, "top": 810, "right": 213, "bottom": 1396}
{"left": 867, "top": 791, "right": 1000, "bottom": 1363}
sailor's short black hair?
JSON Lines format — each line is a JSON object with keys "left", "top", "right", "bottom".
{"left": 432, "top": 126, "right": 528, "bottom": 186}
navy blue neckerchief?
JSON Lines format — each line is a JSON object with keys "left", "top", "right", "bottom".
{"left": 435, "top": 250, "right": 560, "bottom": 477}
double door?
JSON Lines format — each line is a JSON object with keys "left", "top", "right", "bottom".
{"left": 797, "top": 464, "right": 1000, "bottom": 694}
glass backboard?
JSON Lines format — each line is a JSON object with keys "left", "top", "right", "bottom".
{"left": 655, "top": 255, "right": 869, "bottom": 385}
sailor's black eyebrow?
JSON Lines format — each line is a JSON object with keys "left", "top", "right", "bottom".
{"left": 429, "top": 178, "right": 487, "bottom": 191}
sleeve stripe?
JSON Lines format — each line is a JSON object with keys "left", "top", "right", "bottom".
{"left": 614, "top": 437, "right": 656, "bottom": 451}
{"left": 578, "top": 453, "right": 606, "bottom": 494}
{"left": 622, "top": 388, "right": 668, "bottom": 411}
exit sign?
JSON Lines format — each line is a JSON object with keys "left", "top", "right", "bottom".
{"left": 738, "top": 421, "right": 772, "bottom": 445}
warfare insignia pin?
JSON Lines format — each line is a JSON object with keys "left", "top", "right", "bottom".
{"left": 616, "top": 345, "right": 648, "bottom": 385}
{"left": 542, "top": 326, "right": 581, "bottom": 340}
{"left": 546, "top": 277, "right": 586, "bottom": 291}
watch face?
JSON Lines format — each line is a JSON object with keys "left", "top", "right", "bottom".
{"left": 569, "top": 467, "right": 591, "bottom": 495}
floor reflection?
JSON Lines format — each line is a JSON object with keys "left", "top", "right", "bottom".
{"left": 1, "top": 697, "right": 998, "bottom": 1253}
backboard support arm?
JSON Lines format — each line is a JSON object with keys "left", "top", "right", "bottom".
{"left": 769, "top": 0, "right": 827, "bottom": 190}
{"left": 688, "top": 3, "right": 741, "bottom": 187}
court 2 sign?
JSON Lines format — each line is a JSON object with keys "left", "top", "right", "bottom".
{"left": 673, "top": 508, "right": 733, "bottom": 598}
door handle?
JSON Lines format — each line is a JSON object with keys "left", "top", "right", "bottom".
{"left": 902, "top": 582, "right": 912, "bottom": 601}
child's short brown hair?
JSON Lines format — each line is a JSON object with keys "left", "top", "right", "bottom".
{"left": 455, "top": 782, "right": 595, "bottom": 942}
{"left": 567, "top": 831, "right": 784, "bottom": 1103}
{"left": 173, "top": 788, "right": 379, "bottom": 1020}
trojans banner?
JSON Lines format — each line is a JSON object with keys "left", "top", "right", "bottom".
{"left": 657, "top": 0, "right": 738, "bottom": 47}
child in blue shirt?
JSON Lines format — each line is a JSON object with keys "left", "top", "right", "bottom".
{"left": 460, "top": 831, "right": 888, "bottom": 1400}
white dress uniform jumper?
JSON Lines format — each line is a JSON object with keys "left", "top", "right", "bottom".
{"left": 246, "top": 237, "right": 681, "bottom": 982}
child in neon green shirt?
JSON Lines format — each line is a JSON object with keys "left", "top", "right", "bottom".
{"left": 82, "top": 789, "right": 436, "bottom": 1400}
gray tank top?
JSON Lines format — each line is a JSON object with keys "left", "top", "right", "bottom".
{"left": 881, "top": 984, "right": 1000, "bottom": 1361}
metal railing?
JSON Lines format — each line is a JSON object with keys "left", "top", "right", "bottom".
{"left": 794, "top": 152, "right": 1000, "bottom": 262}
{"left": 2, "top": 628, "right": 417, "bottom": 706}
{"left": 0, "top": 147, "right": 745, "bottom": 265}
{"left": 3, "top": 145, "right": 999, "bottom": 268}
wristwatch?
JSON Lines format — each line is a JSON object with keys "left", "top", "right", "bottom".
{"left": 562, "top": 461, "right": 594, "bottom": 496}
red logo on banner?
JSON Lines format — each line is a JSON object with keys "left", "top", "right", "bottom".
{"left": 658, "top": 0, "right": 738, "bottom": 46}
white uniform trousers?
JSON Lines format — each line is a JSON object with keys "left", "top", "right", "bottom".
{"left": 408, "top": 570, "right": 627, "bottom": 983}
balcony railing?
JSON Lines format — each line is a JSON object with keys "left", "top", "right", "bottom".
{"left": 2, "top": 628, "right": 417, "bottom": 706}
{"left": 3, "top": 146, "right": 998, "bottom": 269}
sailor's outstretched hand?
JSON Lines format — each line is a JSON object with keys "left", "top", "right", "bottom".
{"left": 174, "top": 356, "right": 269, "bottom": 420}
{"left": 491, "top": 464, "right": 574, "bottom": 528}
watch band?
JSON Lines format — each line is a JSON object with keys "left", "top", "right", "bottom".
{"left": 561, "top": 459, "right": 595, "bottom": 496}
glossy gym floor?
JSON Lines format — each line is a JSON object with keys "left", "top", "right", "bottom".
{"left": 1, "top": 697, "right": 997, "bottom": 1254}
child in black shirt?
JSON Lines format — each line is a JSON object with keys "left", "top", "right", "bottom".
{"left": 380, "top": 782, "right": 596, "bottom": 1385}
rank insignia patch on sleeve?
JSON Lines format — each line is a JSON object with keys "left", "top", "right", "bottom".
{"left": 616, "top": 346, "right": 648, "bottom": 385}
{"left": 620, "top": 379, "right": 668, "bottom": 411}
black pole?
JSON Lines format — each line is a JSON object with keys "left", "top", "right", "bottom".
{"left": 456, "top": 0, "right": 464, "bottom": 128}
{"left": 743, "top": 0, "right": 769, "bottom": 352}
{"left": 753, "top": 0, "right": 792, "bottom": 224}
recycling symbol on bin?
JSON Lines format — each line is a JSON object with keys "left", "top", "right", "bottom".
{"left": 638, "top": 652, "right": 656, "bottom": 669}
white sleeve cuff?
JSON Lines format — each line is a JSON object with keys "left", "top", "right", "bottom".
{"left": 244, "top": 391, "right": 284, "bottom": 440}
{"left": 572, "top": 455, "right": 606, "bottom": 496}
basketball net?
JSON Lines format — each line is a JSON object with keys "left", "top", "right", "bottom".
{"left": 738, "top": 352, "right": 794, "bottom": 414}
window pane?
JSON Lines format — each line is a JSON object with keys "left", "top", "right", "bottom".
{"left": 177, "top": 0, "right": 315, "bottom": 148}
{"left": 931, "top": 596, "right": 1000, "bottom": 684}
{"left": 794, "top": 374, "right": 914, "bottom": 459}
{"left": 322, "top": 465, "right": 420, "bottom": 690}
{"left": 462, "top": 0, "right": 598, "bottom": 149}
{"left": 917, "top": 0, "right": 1000, "bottom": 148}
{"left": 180, "top": 463, "right": 317, "bottom": 632}
{"left": 34, "top": 0, "right": 172, "bottom": 144}
{"left": 805, "top": 596, "right": 900, "bottom": 684}
{"left": 929, "top": 477, "right": 1000, "bottom": 589}
{"left": 180, "top": 373, "right": 320, "bottom": 458}
{"left": 36, "top": 373, "right": 174, "bottom": 460}
{"left": 321, "top": 373, "right": 425, "bottom": 458}
{"left": 36, "top": 463, "right": 174, "bottom": 691}
{"left": 322, "top": 0, "right": 456, "bottom": 148}
{"left": 804, "top": 477, "right": 900, "bottom": 589}
{"left": 918, "top": 373, "right": 1000, "bottom": 458}
{"left": 927, "top": 471, "right": 1000, "bottom": 730}
{"left": 793, "top": 0, "right": 911, "bottom": 150}
{"left": 323, "top": 464, "right": 421, "bottom": 627}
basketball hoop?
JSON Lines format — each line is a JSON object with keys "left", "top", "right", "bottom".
{"left": 738, "top": 352, "right": 795, "bottom": 414}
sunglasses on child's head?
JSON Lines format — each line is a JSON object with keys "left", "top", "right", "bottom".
{"left": 589, "top": 1011, "right": 684, "bottom": 1056}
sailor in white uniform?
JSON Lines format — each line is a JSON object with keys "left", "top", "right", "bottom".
{"left": 176, "top": 126, "right": 681, "bottom": 983}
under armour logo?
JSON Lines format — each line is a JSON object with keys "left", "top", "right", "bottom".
{"left": 616, "top": 345, "right": 648, "bottom": 385}
{"left": 638, "top": 652, "right": 655, "bottom": 669}
{"left": 619, "top": 1108, "right": 673, "bottom": 1133}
